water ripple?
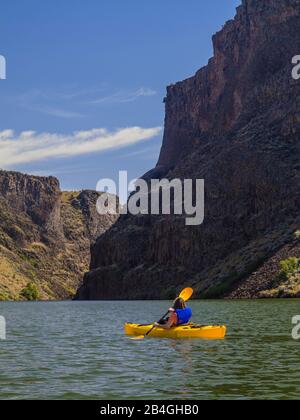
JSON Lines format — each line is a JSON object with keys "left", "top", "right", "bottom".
{"left": 0, "top": 300, "right": 299, "bottom": 400}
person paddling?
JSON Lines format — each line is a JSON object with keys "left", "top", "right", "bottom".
{"left": 155, "top": 297, "right": 192, "bottom": 330}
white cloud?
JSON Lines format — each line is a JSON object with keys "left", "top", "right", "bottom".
{"left": 16, "top": 86, "right": 158, "bottom": 118}
{"left": 0, "top": 126, "right": 162, "bottom": 168}
{"left": 90, "top": 87, "right": 157, "bottom": 105}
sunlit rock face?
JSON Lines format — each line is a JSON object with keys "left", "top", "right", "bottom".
{"left": 0, "top": 170, "right": 118, "bottom": 300}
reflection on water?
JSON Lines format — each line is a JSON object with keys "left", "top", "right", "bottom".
{"left": 0, "top": 299, "right": 299, "bottom": 400}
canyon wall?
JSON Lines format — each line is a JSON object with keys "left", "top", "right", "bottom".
{"left": 0, "top": 170, "right": 118, "bottom": 300}
{"left": 77, "top": 0, "right": 300, "bottom": 300}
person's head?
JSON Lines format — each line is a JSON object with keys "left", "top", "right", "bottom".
{"left": 173, "top": 297, "right": 186, "bottom": 310}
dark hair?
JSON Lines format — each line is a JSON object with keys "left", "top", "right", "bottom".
{"left": 173, "top": 297, "right": 186, "bottom": 310}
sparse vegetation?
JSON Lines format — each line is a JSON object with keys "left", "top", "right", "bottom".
{"left": 20, "top": 283, "right": 40, "bottom": 301}
{"left": 0, "top": 291, "right": 9, "bottom": 301}
{"left": 294, "top": 230, "right": 300, "bottom": 240}
{"left": 0, "top": 173, "right": 117, "bottom": 301}
{"left": 61, "top": 191, "right": 80, "bottom": 203}
{"left": 260, "top": 257, "right": 300, "bottom": 298}
{"left": 277, "top": 257, "right": 299, "bottom": 282}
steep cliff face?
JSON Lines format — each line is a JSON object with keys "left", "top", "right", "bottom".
{"left": 0, "top": 171, "right": 63, "bottom": 249}
{"left": 0, "top": 171, "right": 118, "bottom": 300}
{"left": 158, "top": 0, "right": 300, "bottom": 171}
{"left": 76, "top": 0, "right": 300, "bottom": 300}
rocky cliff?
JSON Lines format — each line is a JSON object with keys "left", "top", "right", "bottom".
{"left": 0, "top": 170, "right": 118, "bottom": 300}
{"left": 76, "top": 0, "right": 300, "bottom": 300}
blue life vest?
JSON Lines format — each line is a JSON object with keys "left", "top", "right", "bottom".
{"left": 175, "top": 307, "right": 192, "bottom": 325}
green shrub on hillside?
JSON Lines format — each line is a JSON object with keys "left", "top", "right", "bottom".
{"left": 277, "top": 257, "right": 300, "bottom": 282}
{"left": 294, "top": 231, "right": 300, "bottom": 240}
{"left": 20, "top": 283, "right": 39, "bottom": 301}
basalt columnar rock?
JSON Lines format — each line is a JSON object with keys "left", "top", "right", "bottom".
{"left": 76, "top": 0, "right": 300, "bottom": 300}
{"left": 0, "top": 170, "right": 118, "bottom": 300}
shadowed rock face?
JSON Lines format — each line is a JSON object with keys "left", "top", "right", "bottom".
{"left": 76, "top": 0, "right": 300, "bottom": 300}
{"left": 0, "top": 171, "right": 118, "bottom": 300}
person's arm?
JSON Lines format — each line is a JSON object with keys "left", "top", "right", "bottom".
{"left": 155, "top": 311, "right": 177, "bottom": 330}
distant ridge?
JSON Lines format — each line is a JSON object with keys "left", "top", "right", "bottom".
{"left": 0, "top": 170, "right": 118, "bottom": 300}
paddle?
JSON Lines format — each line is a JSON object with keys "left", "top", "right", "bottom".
{"left": 131, "top": 287, "right": 193, "bottom": 340}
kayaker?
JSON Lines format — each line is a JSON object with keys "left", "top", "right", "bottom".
{"left": 155, "top": 297, "right": 192, "bottom": 330}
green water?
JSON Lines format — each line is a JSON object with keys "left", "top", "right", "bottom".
{"left": 0, "top": 300, "right": 299, "bottom": 400}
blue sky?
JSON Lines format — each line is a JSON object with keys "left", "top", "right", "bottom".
{"left": 0, "top": 0, "right": 241, "bottom": 190}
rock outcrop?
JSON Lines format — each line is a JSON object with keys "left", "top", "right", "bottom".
{"left": 228, "top": 233, "right": 300, "bottom": 298}
{"left": 76, "top": 0, "right": 300, "bottom": 300}
{"left": 0, "top": 170, "right": 118, "bottom": 300}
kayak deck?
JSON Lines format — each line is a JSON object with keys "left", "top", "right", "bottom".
{"left": 125, "top": 323, "right": 227, "bottom": 340}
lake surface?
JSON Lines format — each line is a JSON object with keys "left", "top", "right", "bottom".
{"left": 0, "top": 300, "right": 299, "bottom": 400}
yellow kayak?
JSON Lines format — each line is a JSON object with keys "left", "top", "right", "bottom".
{"left": 125, "top": 323, "right": 227, "bottom": 340}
